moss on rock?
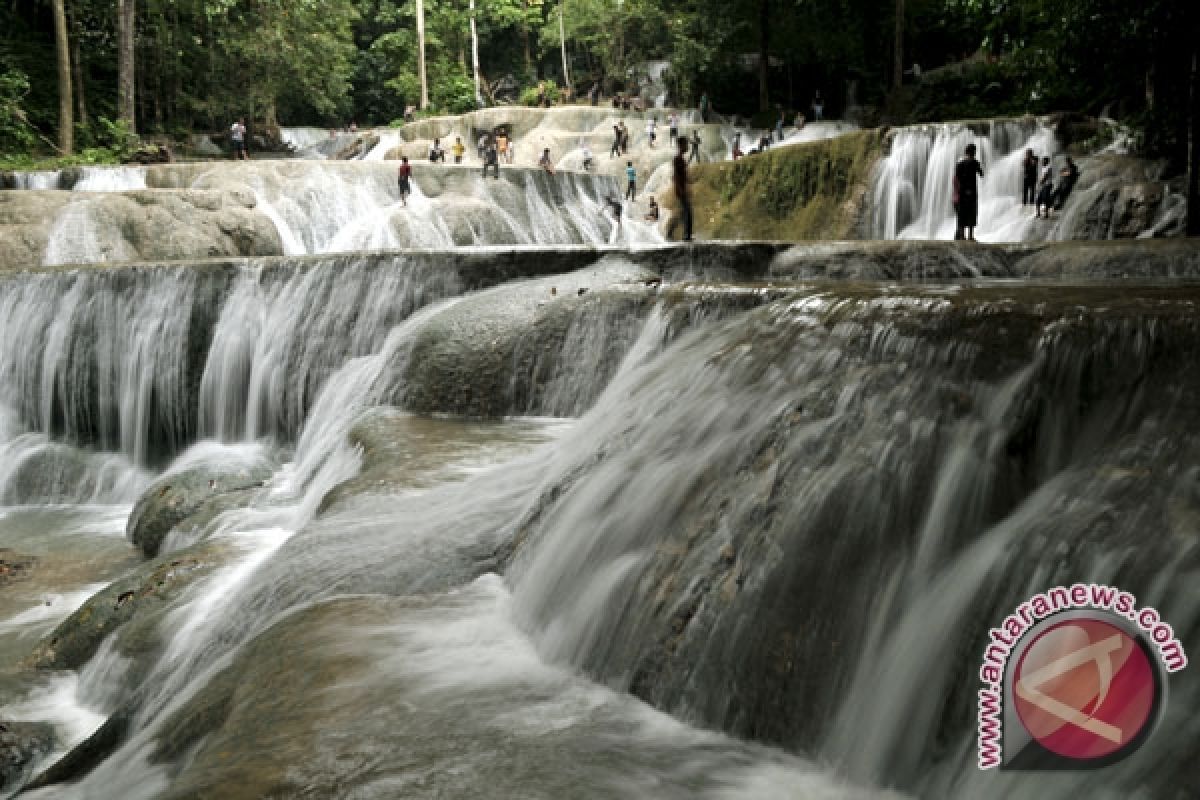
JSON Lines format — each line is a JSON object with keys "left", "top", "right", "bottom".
{"left": 660, "top": 130, "right": 886, "bottom": 242}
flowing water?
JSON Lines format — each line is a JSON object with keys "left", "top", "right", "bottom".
{"left": 0, "top": 126, "right": 1196, "bottom": 799}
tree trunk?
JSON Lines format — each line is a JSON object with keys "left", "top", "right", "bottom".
{"left": 520, "top": 24, "right": 530, "bottom": 78}
{"left": 757, "top": 0, "right": 769, "bottom": 111}
{"left": 70, "top": 11, "right": 88, "bottom": 126}
{"left": 469, "top": 0, "right": 483, "bottom": 107}
{"left": 416, "top": 0, "right": 429, "bottom": 109}
{"left": 893, "top": 0, "right": 904, "bottom": 88}
{"left": 1188, "top": 48, "right": 1199, "bottom": 236}
{"left": 118, "top": 0, "right": 136, "bottom": 132}
{"left": 52, "top": 0, "right": 73, "bottom": 153}
{"left": 559, "top": 2, "right": 571, "bottom": 94}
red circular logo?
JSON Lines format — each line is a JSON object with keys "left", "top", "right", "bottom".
{"left": 1013, "top": 617, "right": 1157, "bottom": 760}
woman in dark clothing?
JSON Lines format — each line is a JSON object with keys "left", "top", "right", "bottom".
{"left": 1022, "top": 149, "right": 1038, "bottom": 206}
{"left": 953, "top": 143, "right": 984, "bottom": 241}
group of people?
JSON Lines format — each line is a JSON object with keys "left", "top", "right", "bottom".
{"left": 953, "top": 144, "right": 1083, "bottom": 240}
{"left": 1022, "top": 149, "right": 1080, "bottom": 219}
{"left": 393, "top": 123, "right": 694, "bottom": 243}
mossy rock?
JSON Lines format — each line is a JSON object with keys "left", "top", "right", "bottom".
{"left": 660, "top": 129, "right": 885, "bottom": 241}
{"left": 24, "top": 539, "right": 229, "bottom": 672}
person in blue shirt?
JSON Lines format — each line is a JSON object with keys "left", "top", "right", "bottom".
{"left": 625, "top": 161, "right": 637, "bottom": 201}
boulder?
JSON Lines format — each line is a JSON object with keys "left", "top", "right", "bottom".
{"left": 0, "top": 719, "right": 55, "bottom": 794}
{"left": 126, "top": 462, "right": 273, "bottom": 558}
{"left": 25, "top": 539, "right": 229, "bottom": 672}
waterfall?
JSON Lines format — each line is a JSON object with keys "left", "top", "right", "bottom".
{"left": 506, "top": 286, "right": 1200, "bottom": 799}
{"left": 869, "top": 119, "right": 1059, "bottom": 242}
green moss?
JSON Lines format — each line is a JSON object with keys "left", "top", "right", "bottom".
{"left": 665, "top": 129, "right": 885, "bottom": 241}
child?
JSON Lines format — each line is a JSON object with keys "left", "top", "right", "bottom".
{"left": 644, "top": 196, "right": 659, "bottom": 221}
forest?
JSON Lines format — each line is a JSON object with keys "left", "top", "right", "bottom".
{"left": 0, "top": 0, "right": 1197, "bottom": 177}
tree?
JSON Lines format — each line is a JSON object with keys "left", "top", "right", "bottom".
{"left": 470, "top": 0, "right": 483, "bottom": 106}
{"left": 51, "top": 0, "right": 72, "bottom": 153}
{"left": 1189, "top": 48, "right": 1198, "bottom": 236}
{"left": 893, "top": 0, "right": 903, "bottom": 88}
{"left": 118, "top": 0, "right": 135, "bottom": 132}
{"left": 757, "top": 0, "right": 768, "bottom": 111}
{"left": 559, "top": 0, "right": 571, "bottom": 94}
{"left": 416, "top": 0, "right": 429, "bottom": 108}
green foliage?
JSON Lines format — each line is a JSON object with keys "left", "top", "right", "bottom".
{"left": 519, "top": 80, "right": 562, "bottom": 107}
{"left": 0, "top": 69, "right": 35, "bottom": 152}
{"left": 432, "top": 65, "right": 479, "bottom": 114}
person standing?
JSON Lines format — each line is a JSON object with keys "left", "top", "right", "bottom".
{"left": 775, "top": 111, "right": 785, "bottom": 142}
{"left": 699, "top": 92, "right": 710, "bottom": 123}
{"left": 625, "top": 161, "right": 637, "bottom": 201}
{"left": 646, "top": 117, "right": 657, "bottom": 148}
{"left": 477, "top": 131, "right": 489, "bottom": 159}
{"left": 1052, "top": 156, "right": 1080, "bottom": 210}
{"left": 230, "top": 118, "right": 247, "bottom": 160}
{"left": 1035, "top": 156, "right": 1054, "bottom": 218}
{"left": 429, "top": 138, "right": 446, "bottom": 162}
{"left": 811, "top": 90, "right": 824, "bottom": 121}
{"left": 668, "top": 112, "right": 679, "bottom": 143}
{"left": 619, "top": 121, "right": 630, "bottom": 155}
{"left": 538, "top": 147, "right": 555, "bottom": 174}
{"left": 953, "top": 142, "right": 984, "bottom": 241}
{"left": 688, "top": 129, "right": 702, "bottom": 164}
{"left": 452, "top": 136, "right": 465, "bottom": 164}
{"left": 1021, "top": 148, "right": 1038, "bottom": 206}
{"left": 397, "top": 156, "right": 412, "bottom": 206}
{"left": 673, "top": 136, "right": 693, "bottom": 241}
{"left": 482, "top": 139, "right": 500, "bottom": 179}
{"left": 610, "top": 124, "right": 622, "bottom": 158}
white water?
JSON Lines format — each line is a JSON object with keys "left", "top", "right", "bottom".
{"left": 870, "top": 119, "right": 1059, "bottom": 242}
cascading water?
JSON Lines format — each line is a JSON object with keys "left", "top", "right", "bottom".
{"left": 2, "top": 105, "right": 1197, "bottom": 800}
{"left": 869, "top": 119, "right": 1060, "bottom": 241}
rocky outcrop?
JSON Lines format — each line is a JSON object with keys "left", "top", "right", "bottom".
{"left": 25, "top": 540, "right": 229, "bottom": 672}
{"left": 0, "top": 188, "right": 282, "bottom": 270}
{"left": 659, "top": 130, "right": 886, "bottom": 241}
{"left": 400, "top": 263, "right": 659, "bottom": 417}
{"left": 126, "top": 462, "right": 273, "bottom": 557}
{"left": 0, "top": 720, "right": 55, "bottom": 794}
{"left": 1050, "top": 154, "right": 1186, "bottom": 240}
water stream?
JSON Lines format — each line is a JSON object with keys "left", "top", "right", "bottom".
{"left": 0, "top": 126, "right": 1195, "bottom": 799}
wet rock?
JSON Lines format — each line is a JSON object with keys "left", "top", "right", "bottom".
{"left": 127, "top": 463, "right": 273, "bottom": 558}
{"left": 0, "top": 188, "right": 282, "bottom": 271}
{"left": 20, "top": 709, "right": 130, "bottom": 794}
{"left": 399, "top": 265, "right": 657, "bottom": 417}
{"left": 0, "top": 719, "right": 55, "bottom": 794}
{"left": 0, "top": 550, "right": 35, "bottom": 587}
{"left": 25, "top": 540, "right": 228, "bottom": 672}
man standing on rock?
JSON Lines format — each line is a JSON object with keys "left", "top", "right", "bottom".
{"left": 688, "top": 129, "right": 702, "bottom": 164}
{"left": 482, "top": 139, "right": 500, "bottom": 179}
{"left": 397, "top": 156, "right": 413, "bottom": 206}
{"left": 953, "top": 142, "right": 984, "bottom": 241}
{"left": 230, "top": 118, "right": 247, "bottom": 160}
{"left": 1021, "top": 148, "right": 1038, "bottom": 206}
{"left": 673, "top": 136, "right": 693, "bottom": 242}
